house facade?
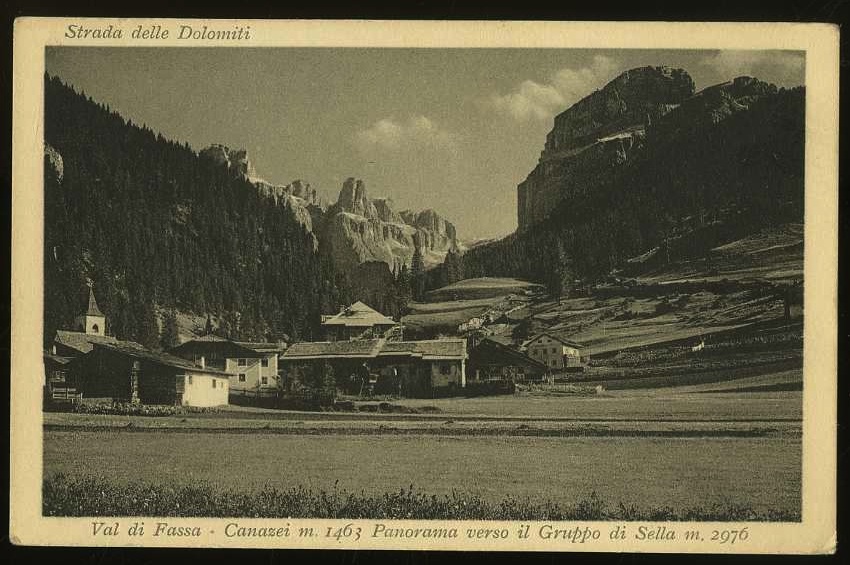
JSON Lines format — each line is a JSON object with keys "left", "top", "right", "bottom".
{"left": 321, "top": 301, "right": 399, "bottom": 341}
{"left": 169, "top": 336, "right": 284, "bottom": 395}
{"left": 67, "top": 342, "right": 229, "bottom": 407}
{"left": 468, "top": 338, "right": 548, "bottom": 382}
{"left": 525, "top": 333, "right": 588, "bottom": 371}
{"left": 280, "top": 338, "right": 467, "bottom": 398}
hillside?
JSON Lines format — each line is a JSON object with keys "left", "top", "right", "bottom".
{"left": 43, "top": 75, "right": 329, "bottom": 347}
{"left": 402, "top": 277, "right": 543, "bottom": 338}
{"left": 460, "top": 67, "right": 804, "bottom": 293}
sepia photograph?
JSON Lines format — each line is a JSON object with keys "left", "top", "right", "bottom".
{"left": 10, "top": 19, "right": 838, "bottom": 552}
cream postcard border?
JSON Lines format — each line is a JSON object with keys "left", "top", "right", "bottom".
{"left": 10, "top": 18, "right": 839, "bottom": 553}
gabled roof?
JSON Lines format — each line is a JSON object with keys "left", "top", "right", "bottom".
{"left": 54, "top": 330, "right": 125, "bottom": 355}
{"left": 379, "top": 339, "right": 467, "bottom": 360}
{"left": 281, "top": 339, "right": 386, "bottom": 360}
{"left": 469, "top": 338, "right": 547, "bottom": 370}
{"left": 85, "top": 288, "right": 104, "bottom": 317}
{"left": 170, "top": 338, "right": 264, "bottom": 358}
{"left": 235, "top": 341, "right": 287, "bottom": 354}
{"left": 281, "top": 338, "right": 467, "bottom": 362}
{"left": 527, "top": 332, "right": 585, "bottom": 349}
{"left": 321, "top": 301, "right": 397, "bottom": 327}
{"left": 91, "top": 342, "right": 228, "bottom": 375}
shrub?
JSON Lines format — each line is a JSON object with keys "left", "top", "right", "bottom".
{"left": 70, "top": 402, "right": 221, "bottom": 417}
{"left": 42, "top": 474, "right": 798, "bottom": 521}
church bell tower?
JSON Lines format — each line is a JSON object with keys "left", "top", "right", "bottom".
{"left": 75, "top": 287, "right": 106, "bottom": 336}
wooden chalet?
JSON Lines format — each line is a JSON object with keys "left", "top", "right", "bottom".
{"left": 67, "top": 341, "right": 230, "bottom": 407}
{"left": 280, "top": 338, "right": 467, "bottom": 398}
{"left": 320, "top": 301, "right": 399, "bottom": 341}
{"left": 468, "top": 338, "right": 549, "bottom": 383}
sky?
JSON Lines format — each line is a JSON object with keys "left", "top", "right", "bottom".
{"left": 46, "top": 48, "right": 805, "bottom": 240}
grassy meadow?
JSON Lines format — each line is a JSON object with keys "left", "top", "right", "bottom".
{"left": 43, "top": 382, "right": 802, "bottom": 519}
{"left": 44, "top": 429, "right": 800, "bottom": 518}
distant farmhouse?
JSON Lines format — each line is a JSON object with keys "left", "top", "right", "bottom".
{"left": 468, "top": 338, "right": 548, "bottom": 382}
{"left": 321, "top": 301, "right": 399, "bottom": 341}
{"left": 46, "top": 288, "right": 230, "bottom": 408}
{"left": 169, "top": 336, "right": 285, "bottom": 396}
{"left": 281, "top": 337, "right": 466, "bottom": 398}
{"left": 525, "top": 333, "right": 589, "bottom": 371}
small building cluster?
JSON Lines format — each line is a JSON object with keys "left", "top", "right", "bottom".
{"left": 44, "top": 289, "right": 590, "bottom": 408}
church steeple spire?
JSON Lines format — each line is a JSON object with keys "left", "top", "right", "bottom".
{"left": 75, "top": 286, "right": 106, "bottom": 336}
{"left": 86, "top": 287, "right": 104, "bottom": 317}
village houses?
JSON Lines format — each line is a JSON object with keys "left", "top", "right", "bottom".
{"left": 46, "top": 288, "right": 231, "bottom": 408}
{"left": 169, "top": 336, "right": 285, "bottom": 396}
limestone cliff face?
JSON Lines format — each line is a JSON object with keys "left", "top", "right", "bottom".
{"left": 324, "top": 178, "right": 459, "bottom": 272}
{"left": 518, "top": 66, "right": 695, "bottom": 231}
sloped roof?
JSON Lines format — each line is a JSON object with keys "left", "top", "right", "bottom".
{"left": 235, "top": 341, "right": 287, "bottom": 354}
{"left": 469, "top": 338, "right": 547, "bottom": 370}
{"left": 321, "top": 301, "right": 397, "bottom": 327}
{"left": 281, "top": 338, "right": 466, "bottom": 361}
{"left": 54, "top": 330, "right": 124, "bottom": 355}
{"left": 170, "top": 338, "right": 263, "bottom": 358}
{"left": 92, "top": 342, "right": 228, "bottom": 375}
{"left": 282, "top": 339, "right": 385, "bottom": 360}
{"left": 85, "top": 288, "right": 104, "bottom": 317}
{"left": 528, "top": 332, "right": 585, "bottom": 349}
{"left": 379, "top": 339, "right": 467, "bottom": 360}
{"left": 43, "top": 353, "right": 75, "bottom": 366}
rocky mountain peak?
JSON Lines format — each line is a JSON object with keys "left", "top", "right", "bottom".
{"left": 200, "top": 144, "right": 259, "bottom": 182}
{"left": 372, "top": 198, "right": 402, "bottom": 223}
{"left": 324, "top": 178, "right": 460, "bottom": 272}
{"left": 543, "top": 66, "right": 695, "bottom": 159}
{"left": 336, "top": 177, "right": 378, "bottom": 219}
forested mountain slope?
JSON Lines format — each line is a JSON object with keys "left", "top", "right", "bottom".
{"left": 43, "top": 75, "right": 330, "bottom": 347}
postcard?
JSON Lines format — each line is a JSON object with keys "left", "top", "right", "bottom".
{"left": 10, "top": 18, "right": 838, "bottom": 553}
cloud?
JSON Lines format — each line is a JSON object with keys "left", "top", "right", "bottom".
{"left": 700, "top": 51, "right": 805, "bottom": 81}
{"left": 490, "top": 55, "right": 620, "bottom": 122}
{"left": 355, "top": 115, "right": 458, "bottom": 151}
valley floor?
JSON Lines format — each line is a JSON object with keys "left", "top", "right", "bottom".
{"left": 44, "top": 377, "right": 802, "bottom": 518}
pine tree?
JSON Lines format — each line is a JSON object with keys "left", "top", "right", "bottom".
{"left": 411, "top": 246, "right": 426, "bottom": 301}
{"left": 394, "top": 264, "right": 412, "bottom": 318}
{"left": 160, "top": 309, "right": 180, "bottom": 350}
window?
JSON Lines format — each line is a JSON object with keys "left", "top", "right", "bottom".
{"left": 92, "top": 323, "right": 99, "bottom": 333}
{"left": 187, "top": 375, "right": 193, "bottom": 385}
{"left": 440, "top": 363, "right": 452, "bottom": 375}
{"left": 551, "top": 347, "right": 557, "bottom": 354}
{"left": 237, "top": 358, "right": 247, "bottom": 367}
{"left": 212, "top": 379, "right": 217, "bottom": 388}
{"left": 238, "top": 373, "right": 246, "bottom": 383}
{"left": 551, "top": 360, "right": 557, "bottom": 367}
{"left": 261, "top": 376, "right": 268, "bottom": 385}
{"left": 261, "top": 358, "right": 269, "bottom": 367}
